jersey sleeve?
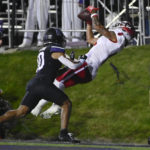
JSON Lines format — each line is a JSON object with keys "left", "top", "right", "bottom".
{"left": 50, "top": 46, "right": 65, "bottom": 53}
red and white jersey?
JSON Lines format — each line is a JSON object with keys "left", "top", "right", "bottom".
{"left": 85, "top": 28, "right": 126, "bottom": 79}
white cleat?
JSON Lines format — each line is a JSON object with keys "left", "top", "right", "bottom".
{"left": 31, "top": 99, "right": 48, "bottom": 117}
{"left": 40, "top": 103, "right": 61, "bottom": 119}
{"left": 31, "top": 106, "right": 43, "bottom": 117}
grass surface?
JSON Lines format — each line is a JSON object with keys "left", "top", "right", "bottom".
{"left": 0, "top": 45, "right": 150, "bottom": 144}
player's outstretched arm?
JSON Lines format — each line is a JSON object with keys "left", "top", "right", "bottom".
{"left": 86, "top": 6, "right": 117, "bottom": 42}
{"left": 86, "top": 24, "right": 98, "bottom": 45}
{"left": 52, "top": 52, "right": 85, "bottom": 70}
{"left": 77, "top": 7, "right": 98, "bottom": 45}
{"left": 91, "top": 14, "right": 116, "bottom": 42}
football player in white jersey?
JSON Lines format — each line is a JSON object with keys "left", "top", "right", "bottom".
{"left": 31, "top": 6, "right": 136, "bottom": 119}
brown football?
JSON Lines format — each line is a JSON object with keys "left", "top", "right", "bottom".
{"left": 78, "top": 9, "right": 92, "bottom": 23}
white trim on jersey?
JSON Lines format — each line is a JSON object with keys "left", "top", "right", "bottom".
{"left": 58, "top": 55, "right": 84, "bottom": 70}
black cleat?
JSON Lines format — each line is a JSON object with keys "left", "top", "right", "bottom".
{"left": 58, "top": 132, "right": 80, "bottom": 143}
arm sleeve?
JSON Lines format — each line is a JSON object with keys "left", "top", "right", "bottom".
{"left": 58, "top": 55, "right": 84, "bottom": 70}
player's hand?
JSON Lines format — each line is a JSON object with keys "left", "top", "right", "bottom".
{"left": 78, "top": 55, "right": 87, "bottom": 60}
{"left": 86, "top": 5, "right": 99, "bottom": 14}
{"left": 78, "top": 55, "right": 87, "bottom": 63}
{"left": 70, "top": 51, "right": 75, "bottom": 60}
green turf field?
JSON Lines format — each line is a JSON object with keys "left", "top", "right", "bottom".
{"left": 0, "top": 45, "right": 150, "bottom": 144}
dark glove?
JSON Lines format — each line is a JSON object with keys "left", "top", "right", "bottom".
{"left": 78, "top": 55, "right": 87, "bottom": 60}
{"left": 70, "top": 51, "right": 75, "bottom": 60}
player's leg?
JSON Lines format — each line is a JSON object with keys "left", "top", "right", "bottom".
{"left": 31, "top": 66, "right": 68, "bottom": 117}
{"left": 0, "top": 105, "right": 29, "bottom": 123}
{"left": 0, "top": 76, "right": 43, "bottom": 123}
{"left": 31, "top": 74, "right": 65, "bottom": 117}
{"left": 31, "top": 77, "right": 64, "bottom": 117}
{"left": 36, "top": 83, "right": 64, "bottom": 119}
{"left": 40, "top": 102, "right": 61, "bottom": 119}
{"left": 41, "top": 63, "right": 92, "bottom": 119}
{"left": 41, "top": 84, "right": 75, "bottom": 142}
{"left": 59, "top": 99, "right": 79, "bottom": 142}
{"left": 31, "top": 99, "right": 48, "bottom": 116}
{"left": 0, "top": 77, "right": 41, "bottom": 123}
{"left": 38, "top": 69, "right": 74, "bottom": 119}
{"left": 56, "top": 62, "right": 92, "bottom": 88}
{"left": 47, "top": 85, "right": 78, "bottom": 142}
{"left": 60, "top": 100, "right": 72, "bottom": 130}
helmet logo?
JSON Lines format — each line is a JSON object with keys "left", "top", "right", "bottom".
{"left": 47, "top": 35, "right": 52, "bottom": 39}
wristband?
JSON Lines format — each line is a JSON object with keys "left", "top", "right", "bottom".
{"left": 91, "top": 13, "right": 98, "bottom": 18}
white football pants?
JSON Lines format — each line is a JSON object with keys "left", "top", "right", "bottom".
{"left": 62, "top": 0, "right": 82, "bottom": 40}
{"left": 24, "top": 0, "right": 49, "bottom": 42}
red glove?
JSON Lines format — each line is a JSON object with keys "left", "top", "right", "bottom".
{"left": 78, "top": 9, "right": 92, "bottom": 25}
{"left": 86, "top": 20, "right": 92, "bottom": 25}
{"left": 86, "top": 5, "right": 99, "bottom": 13}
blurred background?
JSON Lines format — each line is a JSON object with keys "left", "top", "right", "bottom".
{"left": 0, "top": 0, "right": 150, "bottom": 50}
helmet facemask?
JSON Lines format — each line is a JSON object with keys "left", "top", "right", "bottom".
{"left": 114, "top": 21, "right": 136, "bottom": 41}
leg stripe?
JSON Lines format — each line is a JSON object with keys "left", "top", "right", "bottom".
{"left": 62, "top": 65, "right": 88, "bottom": 83}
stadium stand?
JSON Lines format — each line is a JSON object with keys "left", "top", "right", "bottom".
{"left": 0, "top": 0, "right": 150, "bottom": 49}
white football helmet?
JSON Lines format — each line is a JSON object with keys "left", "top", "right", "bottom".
{"left": 115, "top": 21, "right": 136, "bottom": 41}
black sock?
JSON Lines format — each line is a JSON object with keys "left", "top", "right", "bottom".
{"left": 60, "top": 129, "right": 68, "bottom": 136}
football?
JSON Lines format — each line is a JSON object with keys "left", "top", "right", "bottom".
{"left": 78, "top": 9, "right": 92, "bottom": 23}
